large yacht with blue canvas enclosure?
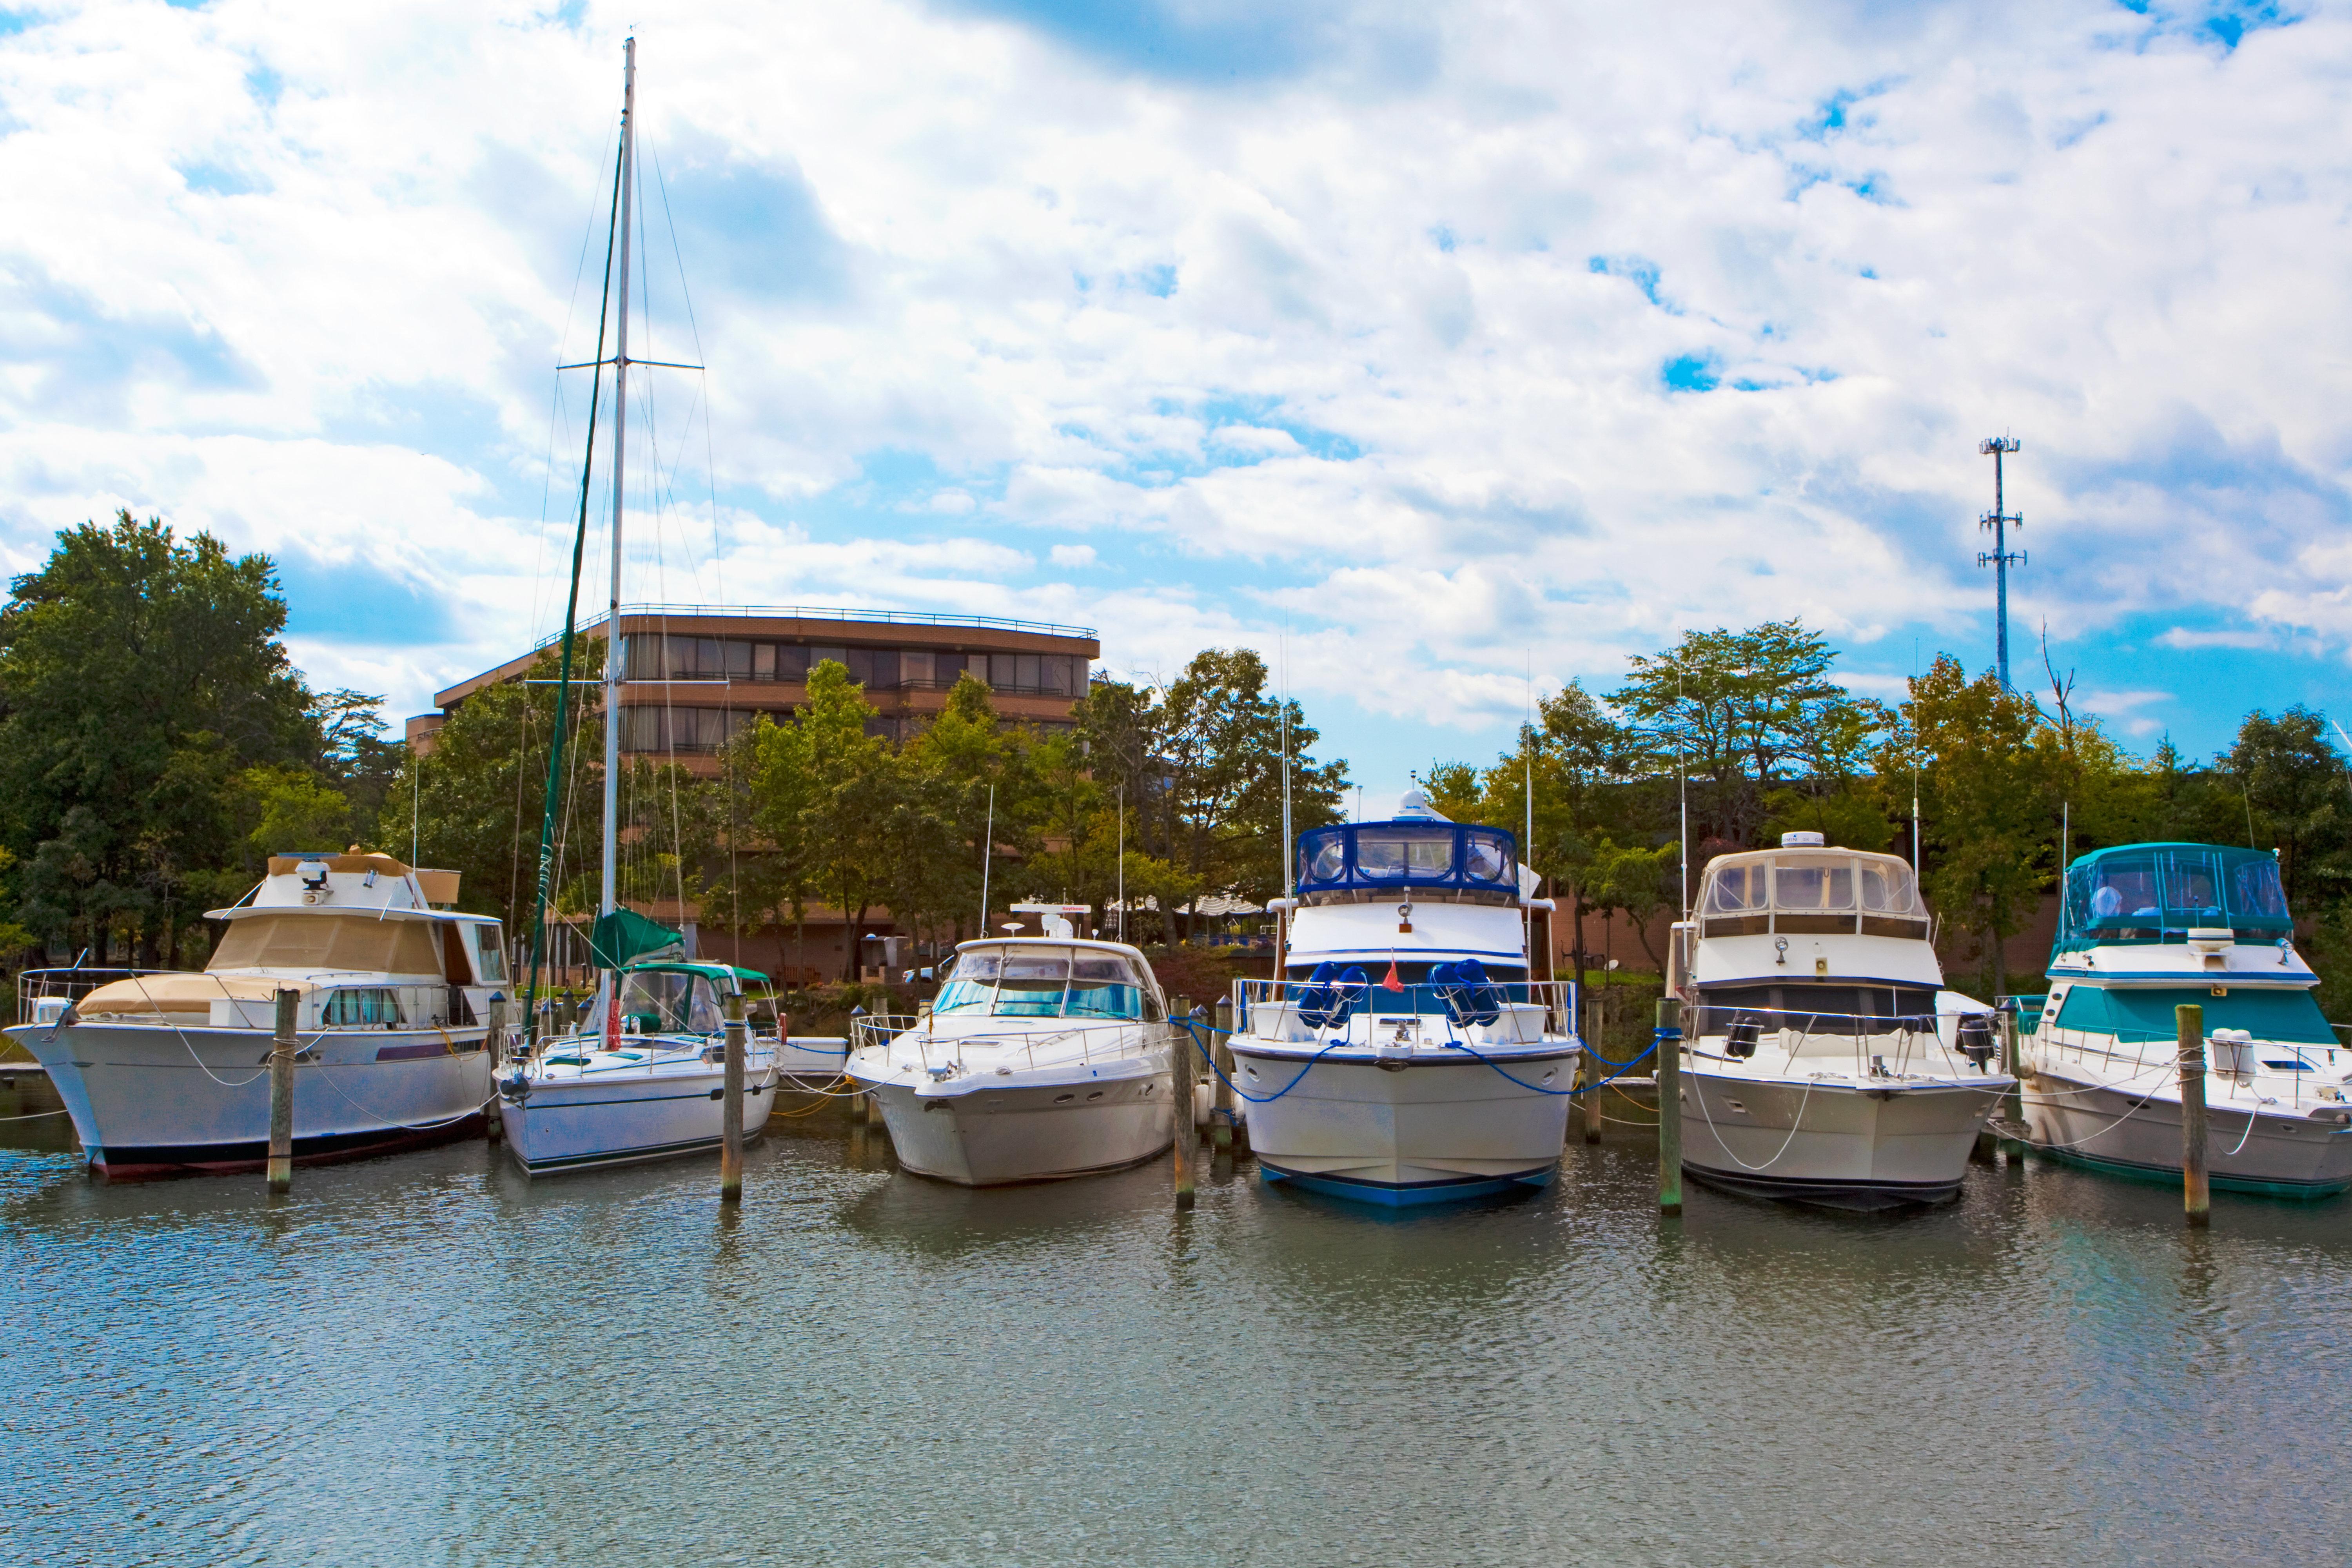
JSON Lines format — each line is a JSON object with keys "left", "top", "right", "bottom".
{"left": 1666, "top": 833, "right": 2011, "bottom": 1210}
{"left": 2020, "top": 842, "right": 2352, "bottom": 1197}
{"left": 1221, "top": 793, "right": 1580, "bottom": 1205}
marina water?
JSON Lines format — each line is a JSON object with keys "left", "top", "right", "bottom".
{"left": 4, "top": 1096, "right": 2349, "bottom": 1565}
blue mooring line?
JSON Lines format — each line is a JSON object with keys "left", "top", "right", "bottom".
{"left": 1174, "top": 1020, "right": 1672, "bottom": 1103}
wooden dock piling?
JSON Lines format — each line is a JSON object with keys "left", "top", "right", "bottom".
{"left": 1998, "top": 1000, "right": 2025, "bottom": 1162}
{"left": 1173, "top": 1014, "right": 1196, "bottom": 1209}
{"left": 1656, "top": 997, "right": 1682, "bottom": 1216}
{"left": 268, "top": 988, "right": 297, "bottom": 1193}
{"left": 1583, "top": 997, "right": 1603, "bottom": 1143}
{"left": 721, "top": 995, "right": 745, "bottom": 1205}
{"left": 2179, "top": 1002, "right": 2209, "bottom": 1227}
{"left": 1211, "top": 1031, "right": 1234, "bottom": 1152}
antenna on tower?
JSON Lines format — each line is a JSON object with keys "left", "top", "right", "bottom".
{"left": 1977, "top": 435, "right": 2025, "bottom": 690}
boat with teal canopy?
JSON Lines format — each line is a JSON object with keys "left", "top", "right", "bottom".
{"left": 2021, "top": 841, "right": 2352, "bottom": 1198}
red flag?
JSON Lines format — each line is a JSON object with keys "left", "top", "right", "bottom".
{"left": 1381, "top": 960, "right": 1405, "bottom": 993}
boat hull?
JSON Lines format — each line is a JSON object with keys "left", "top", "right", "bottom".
{"left": 870, "top": 1063, "right": 1174, "bottom": 1186}
{"left": 501, "top": 1056, "right": 779, "bottom": 1175}
{"left": 2022, "top": 1068, "right": 2352, "bottom": 1199}
{"left": 1680, "top": 1068, "right": 2004, "bottom": 1210}
{"left": 1227, "top": 1042, "right": 1575, "bottom": 1205}
{"left": 5, "top": 1019, "right": 492, "bottom": 1179}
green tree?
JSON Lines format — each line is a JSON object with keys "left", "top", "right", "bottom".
{"left": 1889, "top": 655, "right": 2053, "bottom": 1000}
{"left": 2225, "top": 706, "right": 2350, "bottom": 909}
{"left": 0, "top": 511, "right": 322, "bottom": 965}
{"left": 1612, "top": 620, "right": 1882, "bottom": 851}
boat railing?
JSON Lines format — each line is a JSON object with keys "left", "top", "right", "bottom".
{"left": 16, "top": 966, "right": 174, "bottom": 1024}
{"left": 1685, "top": 1003, "right": 2003, "bottom": 1082}
{"left": 853, "top": 1012, "right": 1165, "bottom": 1076}
{"left": 2037, "top": 1020, "right": 2333, "bottom": 1108}
{"left": 1230, "top": 977, "right": 1578, "bottom": 1040}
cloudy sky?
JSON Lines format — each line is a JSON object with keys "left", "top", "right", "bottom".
{"left": 3, "top": 0, "right": 2348, "bottom": 798}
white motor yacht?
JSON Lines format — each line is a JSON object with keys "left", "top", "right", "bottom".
{"left": 1225, "top": 797, "right": 1581, "bottom": 1206}
{"left": 6, "top": 852, "right": 508, "bottom": 1178}
{"left": 2021, "top": 842, "right": 2352, "bottom": 1198}
{"left": 845, "top": 932, "right": 1175, "bottom": 1186}
{"left": 1669, "top": 833, "right": 2012, "bottom": 1209}
{"left": 500, "top": 960, "right": 781, "bottom": 1176}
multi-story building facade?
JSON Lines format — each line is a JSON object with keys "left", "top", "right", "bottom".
{"left": 405, "top": 605, "right": 1099, "bottom": 982}
{"left": 407, "top": 604, "right": 1098, "bottom": 770}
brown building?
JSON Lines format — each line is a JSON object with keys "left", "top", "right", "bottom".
{"left": 405, "top": 605, "right": 1099, "bottom": 983}
{"left": 406, "top": 604, "right": 1098, "bottom": 773}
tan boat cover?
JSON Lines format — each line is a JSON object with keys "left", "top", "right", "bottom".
{"left": 78, "top": 973, "right": 312, "bottom": 1018}
{"left": 266, "top": 851, "right": 412, "bottom": 878}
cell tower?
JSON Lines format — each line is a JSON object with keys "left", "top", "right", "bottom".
{"left": 1977, "top": 436, "right": 2025, "bottom": 690}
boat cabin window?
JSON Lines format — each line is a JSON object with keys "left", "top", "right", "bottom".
{"left": 466, "top": 923, "right": 509, "bottom": 984}
{"left": 1858, "top": 861, "right": 1920, "bottom": 914}
{"left": 617, "top": 969, "right": 724, "bottom": 1035}
{"left": 1695, "top": 984, "right": 1935, "bottom": 1034}
{"left": 932, "top": 947, "right": 1160, "bottom": 1020}
{"left": 322, "top": 987, "right": 404, "bottom": 1028}
{"left": 1772, "top": 856, "right": 1856, "bottom": 911}
{"left": 1354, "top": 828, "right": 1456, "bottom": 880}
{"left": 1709, "top": 865, "right": 1766, "bottom": 912}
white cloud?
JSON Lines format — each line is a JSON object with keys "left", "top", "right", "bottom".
{"left": 0, "top": 0, "right": 2346, "bottom": 770}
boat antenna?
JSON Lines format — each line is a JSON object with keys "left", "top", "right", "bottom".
{"left": 1676, "top": 673, "right": 1690, "bottom": 921}
{"left": 600, "top": 34, "right": 638, "bottom": 927}
{"left": 1280, "top": 621, "right": 1293, "bottom": 897}
{"left": 978, "top": 781, "right": 995, "bottom": 936}
{"left": 519, "top": 74, "right": 626, "bottom": 1045}
{"left": 1524, "top": 650, "right": 1535, "bottom": 967}
{"left": 2060, "top": 799, "right": 2070, "bottom": 941}
{"left": 1116, "top": 781, "right": 1125, "bottom": 944}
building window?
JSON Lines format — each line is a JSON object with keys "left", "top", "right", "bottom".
{"left": 753, "top": 643, "right": 775, "bottom": 680}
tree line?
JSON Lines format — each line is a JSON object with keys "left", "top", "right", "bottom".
{"left": 4, "top": 516, "right": 2345, "bottom": 1005}
{"left": 1423, "top": 619, "right": 2352, "bottom": 999}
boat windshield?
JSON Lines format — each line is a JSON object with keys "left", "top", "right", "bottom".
{"left": 617, "top": 969, "right": 724, "bottom": 1035}
{"left": 933, "top": 947, "right": 1157, "bottom": 1020}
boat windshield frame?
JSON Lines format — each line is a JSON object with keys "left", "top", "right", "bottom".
{"left": 1294, "top": 821, "right": 1519, "bottom": 899}
{"left": 2058, "top": 843, "right": 2296, "bottom": 951}
{"left": 931, "top": 944, "right": 1162, "bottom": 1022}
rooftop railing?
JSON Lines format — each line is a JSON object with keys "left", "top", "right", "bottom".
{"left": 531, "top": 603, "right": 1099, "bottom": 655}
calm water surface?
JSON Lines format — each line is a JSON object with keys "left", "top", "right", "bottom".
{"left": 4, "top": 1081, "right": 2349, "bottom": 1566}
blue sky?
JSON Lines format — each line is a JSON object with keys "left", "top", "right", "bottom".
{"left": 2, "top": 0, "right": 2348, "bottom": 803}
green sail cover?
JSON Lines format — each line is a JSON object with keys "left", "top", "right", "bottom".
{"left": 589, "top": 907, "right": 685, "bottom": 969}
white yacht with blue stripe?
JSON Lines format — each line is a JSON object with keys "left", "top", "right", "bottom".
{"left": 1224, "top": 795, "right": 1581, "bottom": 1206}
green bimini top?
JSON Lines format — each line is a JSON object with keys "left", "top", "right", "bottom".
{"left": 623, "top": 959, "right": 772, "bottom": 990}
{"left": 2053, "top": 842, "right": 2295, "bottom": 960}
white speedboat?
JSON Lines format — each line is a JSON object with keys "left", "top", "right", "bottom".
{"left": 2021, "top": 842, "right": 2352, "bottom": 1198}
{"left": 845, "top": 935, "right": 1175, "bottom": 1186}
{"left": 500, "top": 959, "right": 781, "bottom": 1175}
{"left": 1669, "top": 833, "right": 2011, "bottom": 1209}
{"left": 1225, "top": 795, "right": 1580, "bottom": 1206}
{"left": 5, "top": 852, "right": 508, "bottom": 1179}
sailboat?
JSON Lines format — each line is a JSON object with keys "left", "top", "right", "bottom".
{"left": 497, "top": 38, "right": 782, "bottom": 1175}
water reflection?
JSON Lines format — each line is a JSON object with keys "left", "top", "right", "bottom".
{"left": 2, "top": 1103, "right": 2348, "bottom": 1565}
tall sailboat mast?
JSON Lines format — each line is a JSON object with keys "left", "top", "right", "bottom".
{"left": 601, "top": 36, "right": 637, "bottom": 920}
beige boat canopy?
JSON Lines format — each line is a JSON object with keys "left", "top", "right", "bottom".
{"left": 1700, "top": 847, "right": 1927, "bottom": 937}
